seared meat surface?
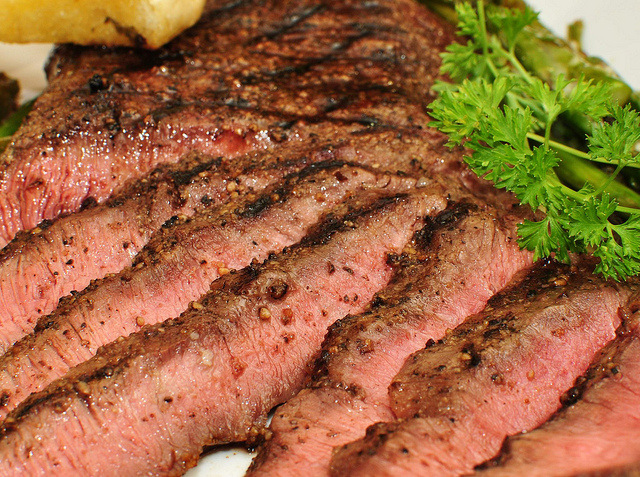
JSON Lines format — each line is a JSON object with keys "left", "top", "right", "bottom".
{"left": 0, "top": 0, "right": 453, "bottom": 246}
{"left": 0, "top": 0, "right": 633, "bottom": 475}
{"left": 248, "top": 201, "right": 533, "bottom": 477}
{"left": 330, "top": 261, "right": 631, "bottom": 477}
{"left": 475, "top": 294, "right": 640, "bottom": 477}
{"left": 0, "top": 188, "right": 445, "bottom": 476}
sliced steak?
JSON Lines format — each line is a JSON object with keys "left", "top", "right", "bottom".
{"left": 0, "top": 123, "right": 450, "bottom": 353}
{"left": 0, "top": 0, "right": 454, "bottom": 245}
{"left": 0, "top": 162, "right": 430, "bottom": 420}
{"left": 0, "top": 187, "right": 445, "bottom": 476}
{"left": 475, "top": 294, "right": 640, "bottom": 477}
{"left": 330, "top": 261, "right": 631, "bottom": 477}
{"left": 247, "top": 201, "right": 533, "bottom": 477}
{"left": 0, "top": 150, "right": 296, "bottom": 353}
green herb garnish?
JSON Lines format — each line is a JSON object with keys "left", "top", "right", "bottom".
{"left": 0, "top": 98, "right": 34, "bottom": 154}
{"left": 429, "top": 1, "right": 640, "bottom": 281}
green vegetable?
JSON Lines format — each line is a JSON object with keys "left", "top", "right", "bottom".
{"left": 421, "top": 0, "right": 639, "bottom": 110}
{"left": 428, "top": 1, "right": 640, "bottom": 280}
{"left": 0, "top": 98, "right": 34, "bottom": 154}
{"left": 422, "top": 0, "right": 640, "bottom": 191}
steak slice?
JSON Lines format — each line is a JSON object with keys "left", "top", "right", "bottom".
{"left": 0, "top": 162, "right": 431, "bottom": 420}
{"left": 475, "top": 294, "right": 640, "bottom": 477}
{"left": 330, "top": 261, "right": 631, "bottom": 477}
{"left": 0, "top": 124, "right": 448, "bottom": 353}
{"left": 0, "top": 150, "right": 295, "bottom": 353}
{"left": 247, "top": 201, "right": 533, "bottom": 477}
{"left": 0, "top": 0, "right": 454, "bottom": 245}
{"left": 0, "top": 187, "right": 445, "bottom": 476}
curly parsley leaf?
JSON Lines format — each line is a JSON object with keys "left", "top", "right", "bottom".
{"left": 429, "top": 0, "right": 640, "bottom": 281}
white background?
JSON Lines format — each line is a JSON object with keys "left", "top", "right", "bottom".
{"left": 527, "top": 0, "right": 640, "bottom": 90}
{"left": 0, "top": 1, "right": 637, "bottom": 476}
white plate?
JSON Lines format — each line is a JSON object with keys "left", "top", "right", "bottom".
{"left": 0, "top": 2, "right": 638, "bottom": 476}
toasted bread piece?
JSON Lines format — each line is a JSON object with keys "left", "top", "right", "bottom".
{"left": 0, "top": 0, "right": 207, "bottom": 49}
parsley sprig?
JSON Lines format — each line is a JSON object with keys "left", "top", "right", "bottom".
{"left": 429, "top": 1, "right": 640, "bottom": 280}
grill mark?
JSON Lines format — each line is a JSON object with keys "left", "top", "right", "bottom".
{"left": 106, "top": 88, "right": 412, "bottom": 147}
{"left": 302, "top": 193, "right": 409, "bottom": 249}
{"left": 244, "top": 31, "right": 376, "bottom": 83}
{"left": 133, "top": 78, "right": 410, "bottom": 123}
{"left": 414, "top": 201, "right": 476, "bottom": 250}
{"left": 247, "top": 4, "right": 326, "bottom": 45}
{"left": 168, "top": 156, "right": 225, "bottom": 187}
{"left": 234, "top": 160, "right": 351, "bottom": 219}
{"left": 206, "top": 0, "right": 248, "bottom": 16}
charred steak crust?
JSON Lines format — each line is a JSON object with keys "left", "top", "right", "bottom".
{"left": 474, "top": 291, "right": 640, "bottom": 477}
{"left": 0, "top": 0, "right": 455, "bottom": 246}
{"left": 247, "top": 200, "right": 533, "bottom": 476}
{"left": 0, "top": 161, "right": 427, "bottom": 420}
{"left": 0, "top": 186, "right": 446, "bottom": 475}
{"left": 330, "top": 261, "right": 631, "bottom": 477}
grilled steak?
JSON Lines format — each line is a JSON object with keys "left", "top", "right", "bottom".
{"left": 0, "top": 126, "right": 440, "bottom": 353}
{"left": 0, "top": 188, "right": 444, "bottom": 476}
{"left": 475, "top": 294, "right": 640, "bottom": 477}
{"left": 0, "top": 0, "right": 454, "bottom": 246}
{"left": 0, "top": 162, "right": 430, "bottom": 420}
{"left": 330, "top": 261, "right": 631, "bottom": 477}
{"left": 3, "top": 0, "right": 631, "bottom": 474}
{"left": 247, "top": 201, "right": 533, "bottom": 477}
{"left": 0, "top": 150, "right": 295, "bottom": 353}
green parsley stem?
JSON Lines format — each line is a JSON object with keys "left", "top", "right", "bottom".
{"left": 477, "top": 1, "right": 489, "bottom": 57}
{"left": 543, "top": 117, "right": 554, "bottom": 151}
{"left": 505, "top": 51, "right": 535, "bottom": 86}
{"left": 476, "top": 1, "right": 503, "bottom": 80}
{"left": 591, "top": 162, "right": 624, "bottom": 198}
{"left": 543, "top": 169, "right": 585, "bottom": 203}
{"left": 0, "top": 99, "right": 34, "bottom": 137}
{"left": 616, "top": 205, "right": 640, "bottom": 215}
{"left": 527, "top": 132, "right": 640, "bottom": 169}
{"left": 527, "top": 132, "right": 588, "bottom": 158}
